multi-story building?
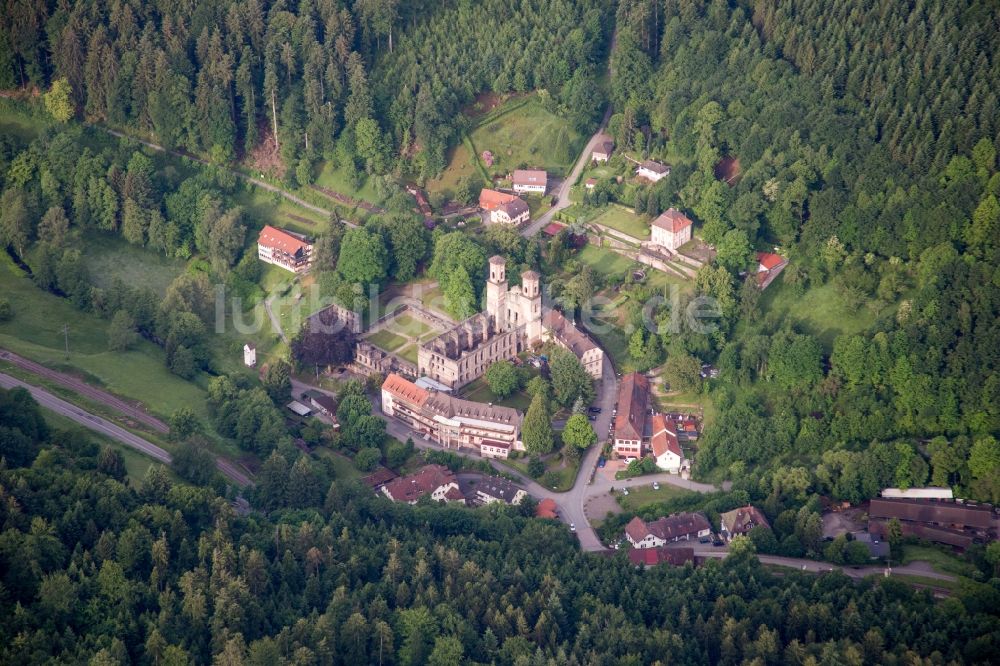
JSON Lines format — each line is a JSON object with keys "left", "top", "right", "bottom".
{"left": 381, "top": 373, "right": 523, "bottom": 457}
{"left": 418, "top": 257, "right": 542, "bottom": 389}
{"left": 257, "top": 225, "right": 313, "bottom": 273}
{"left": 543, "top": 309, "right": 604, "bottom": 379}
{"left": 625, "top": 513, "right": 712, "bottom": 548}
{"left": 636, "top": 160, "right": 671, "bottom": 183}
{"left": 650, "top": 208, "right": 693, "bottom": 251}
{"left": 613, "top": 372, "right": 650, "bottom": 458}
{"left": 490, "top": 198, "right": 530, "bottom": 225}
{"left": 381, "top": 464, "right": 465, "bottom": 504}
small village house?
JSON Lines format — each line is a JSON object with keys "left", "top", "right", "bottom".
{"left": 512, "top": 169, "right": 547, "bottom": 194}
{"left": 636, "top": 160, "right": 671, "bottom": 183}
{"left": 720, "top": 506, "right": 770, "bottom": 541}
{"left": 243, "top": 343, "right": 256, "bottom": 368}
{"left": 649, "top": 414, "right": 683, "bottom": 472}
{"left": 625, "top": 513, "right": 712, "bottom": 548}
{"left": 489, "top": 198, "right": 530, "bottom": 225}
{"left": 592, "top": 136, "right": 614, "bottom": 162}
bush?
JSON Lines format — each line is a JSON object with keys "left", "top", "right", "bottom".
{"left": 354, "top": 446, "right": 382, "bottom": 472}
{"left": 540, "top": 470, "right": 561, "bottom": 488}
{"left": 0, "top": 298, "right": 13, "bottom": 322}
{"left": 527, "top": 457, "right": 546, "bottom": 478}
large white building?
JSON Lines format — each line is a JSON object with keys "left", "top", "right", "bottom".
{"left": 650, "top": 208, "right": 693, "bottom": 251}
{"left": 512, "top": 169, "right": 548, "bottom": 194}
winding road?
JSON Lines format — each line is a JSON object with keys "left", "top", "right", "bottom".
{"left": 0, "top": 371, "right": 253, "bottom": 486}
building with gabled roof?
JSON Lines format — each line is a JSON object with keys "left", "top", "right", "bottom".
{"left": 512, "top": 169, "right": 547, "bottom": 194}
{"left": 636, "top": 160, "right": 671, "bottom": 182}
{"left": 625, "top": 513, "right": 712, "bottom": 548}
{"left": 651, "top": 208, "right": 693, "bottom": 251}
{"left": 649, "top": 414, "right": 683, "bottom": 472}
{"left": 257, "top": 225, "right": 314, "bottom": 273}
{"left": 628, "top": 546, "right": 695, "bottom": 568}
{"left": 592, "top": 136, "right": 614, "bottom": 162}
{"left": 720, "top": 506, "right": 770, "bottom": 541}
{"left": 381, "top": 464, "right": 464, "bottom": 504}
{"left": 614, "top": 372, "right": 650, "bottom": 458}
{"left": 479, "top": 188, "right": 519, "bottom": 211}
{"left": 459, "top": 475, "right": 528, "bottom": 506}
{"left": 381, "top": 374, "right": 523, "bottom": 456}
{"left": 490, "top": 197, "right": 530, "bottom": 225}
{"left": 543, "top": 309, "right": 603, "bottom": 379}
{"left": 756, "top": 251, "right": 788, "bottom": 289}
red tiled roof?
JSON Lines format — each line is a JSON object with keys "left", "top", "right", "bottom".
{"left": 543, "top": 222, "right": 566, "bottom": 236}
{"left": 625, "top": 516, "right": 649, "bottom": 543}
{"left": 383, "top": 464, "right": 457, "bottom": 502}
{"left": 757, "top": 252, "right": 784, "bottom": 271}
{"left": 479, "top": 188, "right": 518, "bottom": 211}
{"left": 512, "top": 169, "right": 547, "bottom": 186}
{"left": 628, "top": 546, "right": 695, "bottom": 567}
{"left": 585, "top": 178, "right": 597, "bottom": 186}
{"left": 258, "top": 225, "right": 309, "bottom": 255}
{"left": 615, "top": 372, "right": 649, "bottom": 441}
{"left": 651, "top": 209, "right": 692, "bottom": 234}
{"left": 650, "top": 414, "right": 682, "bottom": 459}
{"left": 382, "top": 373, "right": 429, "bottom": 407}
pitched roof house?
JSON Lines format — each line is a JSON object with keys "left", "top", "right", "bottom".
{"left": 592, "top": 136, "right": 614, "bottom": 162}
{"left": 479, "top": 188, "right": 519, "bottom": 211}
{"left": 490, "top": 197, "right": 530, "bottom": 225}
{"left": 651, "top": 208, "right": 693, "bottom": 251}
{"left": 720, "top": 506, "right": 770, "bottom": 540}
{"left": 512, "top": 169, "right": 548, "bottom": 194}
{"left": 756, "top": 252, "right": 788, "bottom": 289}
{"left": 636, "top": 160, "right": 671, "bottom": 182}
{"left": 381, "top": 464, "right": 464, "bottom": 504}
{"left": 649, "top": 414, "right": 683, "bottom": 472}
{"left": 459, "top": 475, "right": 527, "bottom": 506}
{"left": 543, "top": 309, "right": 603, "bottom": 379}
{"left": 613, "top": 372, "right": 650, "bottom": 457}
{"left": 257, "top": 226, "right": 314, "bottom": 273}
{"left": 625, "top": 513, "right": 712, "bottom": 548}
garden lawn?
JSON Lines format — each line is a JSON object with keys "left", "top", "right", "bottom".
{"left": 576, "top": 245, "right": 637, "bottom": 280}
{"left": 425, "top": 140, "right": 480, "bottom": 196}
{"left": 234, "top": 187, "right": 328, "bottom": 236}
{"left": 390, "top": 314, "right": 434, "bottom": 338}
{"left": 79, "top": 232, "right": 187, "bottom": 296}
{"left": 593, "top": 205, "right": 650, "bottom": 240}
{"left": 365, "top": 329, "right": 408, "bottom": 352}
{"left": 458, "top": 376, "right": 533, "bottom": 412}
{"left": 469, "top": 98, "right": 585, "bottom": 176}
{"left": 616, "top": 483, "right": 698, "bottom": 512}
{"left": 396, "top": 344, "right": 419, "bottom": 365}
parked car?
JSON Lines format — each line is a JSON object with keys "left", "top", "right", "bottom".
{"left": 570, "top": 523, "right": 576, "bottom": 532}
{"left": 699, "top": 536, "right": 711, "bottom": 544}
{"left": 597, "top": 457, "right": 606, "bottom": 468}
{"left": 712, "top": 539, "right": 724, "bottom": 547}
{"left": 622, "top": 488, "right": 629, "bottom": 496}
{"left": 588, "top": 406, "right": 602, "bottom": 414}
{"left": 652, "top": 482, "right": 660, "bottom": 490}
{"left": 623, "top": 457, "right": 637, "bottom": 464}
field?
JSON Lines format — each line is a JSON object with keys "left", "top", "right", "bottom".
{"left": 425, "top": 141, "right": 479, "bottom": 195}
{"left": 900, "top": 544, "right": 978, "bottom": 577}
{"left": 312, "top": 161, "right": 385, "bottom": 207}
{"left": 365, "top": 329, "right": 408, "bottom": 352}
{"left": 593, "top": 206, "right": 650, "bottom": 239}
{"left": 428, "top": 95, "right": 585, "bottom": 195}
{"left": 389, "top": 314, "right": 434, "bottom": 338}
{"left": 79, "top": 233, "right": 187, "bottom": 296}
{"left": 761, "top": 276, "right": 877, "bottom": 348}
{"left": 234, "top": 187, "right": 328, "bottom": 236}
{"left": 616, "top": 482, "right": 698, "bottom": 511}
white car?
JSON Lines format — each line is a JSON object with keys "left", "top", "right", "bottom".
{"left": 570, "top": 523, "right": 576, "bottom": 532}
{"left": 623, "top": 457, "right": 637, "bottom": 464}
{"left": 652, "top": 482, "right": 660, "bottom": 490}
{"left": 622, "top": 488, "right": 629, "bottom": 496}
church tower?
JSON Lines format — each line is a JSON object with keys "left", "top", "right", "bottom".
{"left": 486, "top": 256, "right": 508, "bottom": 331}
{"left": 521, "top": 270, "right": 543, "bottom": 343}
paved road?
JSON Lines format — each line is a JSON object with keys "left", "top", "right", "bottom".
{"left": 0, "top": 348, "right": 169, "bottom": 433}
{"left": 1, "top": 372, "right": 253, "bottom": 486}
{"left": 520, "top": 29, "right": 618, "bottom": 239}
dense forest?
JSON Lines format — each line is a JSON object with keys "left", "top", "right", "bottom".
{"left": 0, "top": 0, "right": 610, "bottom": 182}
{"left": 603, "top": 0, "right": 1000, "bottom": 503}
{"left": 2, "top": 386, "right": 1000, "bottom": 664}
